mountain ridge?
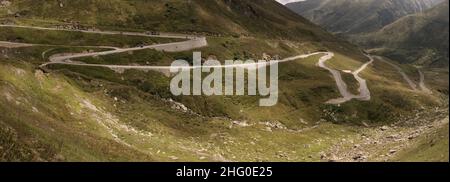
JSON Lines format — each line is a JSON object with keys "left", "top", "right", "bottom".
{"left": 0, "top": 0, "right": 448, "bottom": 162}
{"left": 286, "top": 0, "right": 444, "bottom": 34}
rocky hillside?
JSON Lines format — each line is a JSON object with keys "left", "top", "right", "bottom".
{"left": 286, "top": 0, "right": 444, "bottom": 34}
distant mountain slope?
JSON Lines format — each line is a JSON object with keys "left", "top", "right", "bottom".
{"left": 286, "top": 0, "right": 444, "bottom": 34}
{"left": 355, "top": 1, "right": 449, "bottom": 67}
{"left": 0, "top": 0, "right": 448, "bottom": 162}
{"left": 1, "top": 0, "right": 368, "bottom": 62}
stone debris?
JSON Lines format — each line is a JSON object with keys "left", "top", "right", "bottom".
{"left": 380, "top": 125, "right": 389, "bottom": 131}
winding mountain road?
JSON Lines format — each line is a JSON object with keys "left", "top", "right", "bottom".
{"left": 318, "top": 53, "right": 374, "bottom": 104}
{"left": 418, "top": 69, "right": 432, "bottom": 94}
{"left": 0, "top": 24, "right": 196, "bottom": 39}
{"left": 43, "top": 37, "right": 207, "bottom": 65}
{"left": 0, "top": 24, "right": 207, "bottom": 66}
{"left": 0, "top": 24, "right": 375, "bottom": 104}
{"left": 0, "top": 41, "right": 33, "bottom": 48}
{"left": 375, "top": 56, "right": 432, "bottom": 93}
{"left": 376, "top": 56, "right": 418, "bottom": 90}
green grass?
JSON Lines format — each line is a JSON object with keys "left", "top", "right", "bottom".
{"left": 422, "top": 68, "right": 449, "bottom": 95}
{"left": 0, "top": 26, "right": 177, "bottom": 47}
{"left": 74, "top": 49, "right": 168, "bottom": 66}
{"left": 341, "top": 73, "right": 360, "bottom": 95}
{"left": 0, "top": 46, "right": 112, "bottom": 65}
{"left": 12, "top": 32, "right": 441, "bottom": 127}
{"left": 351, "top": 2, "right": 449, "bottom": 68}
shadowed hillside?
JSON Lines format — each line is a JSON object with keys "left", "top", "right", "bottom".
{"left": 355, "top": 1, "right": 449, "bottom": 68}
{"left": 286, "top": 0, "right": 444, "bottom": 34}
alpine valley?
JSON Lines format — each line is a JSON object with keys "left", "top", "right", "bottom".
{"left": 0, "top": 0, "right": 448, "bottom": 162}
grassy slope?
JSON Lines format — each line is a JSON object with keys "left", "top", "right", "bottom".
{"left": 1, "top": 0, "right": 365, "bottom": 60}
{"left": 285, "top": 0, "right": 442, "bottom": 34}
{"left": 0, "top": 26, "right": 176, "bottom": 47}
{"left": 393, "top": 123, "right": 449, "bottom": 162}
{"left": 286, "top": 0, "right": 449, "bottom": 68}
{"left": 355, "top": 1, "right": 449, "bottom": 68}
{"left": 2, "top": 39, "right": 444, "bottom": 162}
{"left": 0, "top": 61, "right": 155, "bottom": 161}
{"left": 1, "top": 59, "right": 446, "bottom": 162}
{"left": 0, "top": 59, "right": 370, "bottom": 162}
